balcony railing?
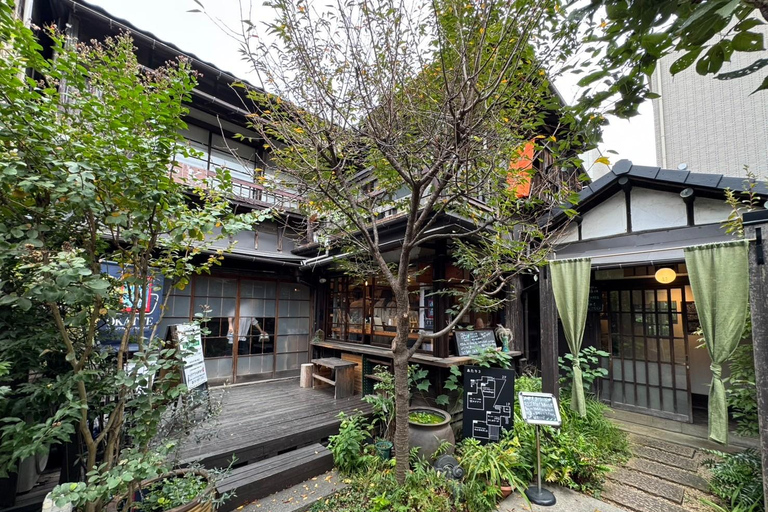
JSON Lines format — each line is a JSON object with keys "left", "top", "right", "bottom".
{"left": 173, "top": 163, "right": 301, "bottom": 212}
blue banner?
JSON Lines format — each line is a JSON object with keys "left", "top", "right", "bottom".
{"left": 99, "top": 262, "right": 165, "bottom": 346}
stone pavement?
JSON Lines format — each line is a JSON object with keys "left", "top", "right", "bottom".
{"left": 601, "top": 433, "right": 712, "bottom": 512}
{"left": 498, "top": 486, "right": 628, "bottom": 512}
{"left": 239, "top": 471, "right": 347, "bottom": 512}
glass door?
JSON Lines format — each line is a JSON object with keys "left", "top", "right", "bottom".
{"left": 603, "top": 286, "right": 693, "bottom": 422}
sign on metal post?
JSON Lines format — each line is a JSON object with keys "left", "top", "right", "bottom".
{"left": 519, "top": 392, "right": 561, "bottom": 507}
{"left": 519, "top": 392, "right": 562, "bottom": 426}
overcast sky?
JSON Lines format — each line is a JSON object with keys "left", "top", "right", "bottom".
{"left": 86, "top": 0, "right": 657, "bottom": 171}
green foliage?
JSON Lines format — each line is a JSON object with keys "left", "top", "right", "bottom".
{"left": 408, "top": 411, "right": 445, "bottom": 424}
{"left": 723, "top": 170, "right": 762, "bottom": 237}
{"left": 558, "top": 346, "right": 609, "bottom": 397}
{"left": 513, "top": 378, "right": 630, "bottom": 494}
{"left": 472, "top": 348, "right": 514, "bottom": 370}
{"left": 704, "top": 449, "right": 764, "bottom": 511}
{"left": 0, "top": 3, "right": 264, "bottom": 510}
{"left": 362, "top": 364, "right": 431, "bottom": 440}
{"left": 328, "top": 412, "right": 373, "bottom": 475}
{"left": 132, "top": 472, "right": 209, "bottom": 512}
{"left": 457, "top": 437, "right": 531, "bottom": 498}
{"left": 725, "top": 343, "right": 759, "bottom": 437}
{"left": 574, "top": 0, "right": 767, "bottom": 118}
{"left": 0, "top": 361, "right": 9, "bottom": 400}
{"left": 311, "top": 457, "right": 499, "bottom": 512}
{"left": 436, "top": 365, "right": 464, "bottom": 410}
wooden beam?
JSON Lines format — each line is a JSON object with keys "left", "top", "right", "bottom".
{"left": 508, "top": 275, "right": 525, "bottom": 353}
{"left": 434, "top": 240, "right": 449, "bottom": 358}
{"left": 745, "top": 217, "right": 768, "bottom": 503}
{"left": 539, "top": 267, "right": 559, "bottom": 396}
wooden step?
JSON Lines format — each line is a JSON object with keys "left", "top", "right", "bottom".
{"left": 217, "top": 443, "right": 333, "bottom": 512}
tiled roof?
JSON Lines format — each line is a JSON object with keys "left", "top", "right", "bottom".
{"left": 556, "top": 159, "right": 768, "bottom": 224}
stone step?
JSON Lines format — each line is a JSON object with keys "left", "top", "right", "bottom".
{"left": 626, "top": 457, "right": 708, "bottom": 491}
{"left": 633, "top": 445, "right": 699, "bottom": 472}
{"left": 607, "top": 467, "right": 686, "bottom": 504}
{"left": 603, "top": 480, "right": 688, "bottom": 512}
{"left": 628, "top": 434, "right": 696, "bottom": 459}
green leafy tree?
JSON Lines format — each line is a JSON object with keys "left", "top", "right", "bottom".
{"left": 573, "top": 0, "right": 768, "bottom": 118}
{"left": 0, "top": 3, "right": 265, "bottom": 510}
{"left": 206, "top": 0, "right": 599, "bottom": 483}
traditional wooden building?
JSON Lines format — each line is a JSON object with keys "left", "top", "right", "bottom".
{"left": 541, "top": 160, "right": 767, "bottom": 423}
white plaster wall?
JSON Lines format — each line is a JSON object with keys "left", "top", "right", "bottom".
{"left": 559, "top": 223, "right": 579, "bottom": 243}
{"left": 581, "top": 193, "right": 627, "bottom": 240}
{"left": 631, "top": 188, "right": 687, "bottom": 232}
{"left": 694, "top": 197, "right": 733, "bottom": 226}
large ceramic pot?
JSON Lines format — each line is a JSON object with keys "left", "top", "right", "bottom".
{"left": 107, "top": 468, "right": 215, "bottom": 512}
{"left": 408, "top": 406, "right": 455, "bottom": 461}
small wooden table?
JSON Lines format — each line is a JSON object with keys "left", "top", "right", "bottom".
{"left": 311, "top": 357, "right": 357, "bottom": 399}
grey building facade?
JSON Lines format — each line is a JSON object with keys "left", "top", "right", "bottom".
{"left": 651, "top": 24, "right": 768, "bottom": 178}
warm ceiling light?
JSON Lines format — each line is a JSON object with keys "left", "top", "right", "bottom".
{"left": 655, "top": 268, "right": 677, "bottom": 284}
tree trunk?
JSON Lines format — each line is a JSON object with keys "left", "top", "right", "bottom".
{"left": 393, "top": 294, "right": 412, "bottom": 484}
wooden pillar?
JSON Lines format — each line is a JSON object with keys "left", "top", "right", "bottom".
{"left": 507, "top": 275, "right": 526, "bottom": 353}
{"left": 434, "top": 240, "right": 449, "bottom": 358}
{"left": 539, "top": 266, "right": 559, "bottom": 396}
{"left": 744, "top": 211, "right": 768, "bottom": 503}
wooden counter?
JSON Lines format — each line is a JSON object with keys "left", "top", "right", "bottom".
{"left": 312, "top": 338, "right": 521, "bottom": 368}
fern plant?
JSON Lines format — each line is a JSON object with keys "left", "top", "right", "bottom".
{"left": 703, "top": 449, "right": 764, "bottom": 511}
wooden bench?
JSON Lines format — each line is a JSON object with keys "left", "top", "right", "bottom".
{"left": 311, "top": 357, "right": 358, "bottom": 399}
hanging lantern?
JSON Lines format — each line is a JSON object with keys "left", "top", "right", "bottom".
{"left": 655, "top": 268, "right": 677, "bottom": 284}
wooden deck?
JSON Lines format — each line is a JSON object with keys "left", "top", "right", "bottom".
{"left": 177, "top": 377, "right": 372, "bottom": 469}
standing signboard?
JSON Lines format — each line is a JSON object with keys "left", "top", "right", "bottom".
{"left": 519, "top": 392, "right": 561, "bottom": 506}
{"left": 170, "top": 323, "right": 208, "bottom": 390}
{"left": 462, "top": 365, "right": 515, "bottom": 444}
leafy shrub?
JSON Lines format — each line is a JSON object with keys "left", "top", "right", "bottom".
{"left": 362, "top": 364, "right": 431, "bottom": 441}
{"left": 726, "top": 344, "right": 759, "bottom": 437}
{"left": 704, "top": 449, "right": 764, "bottom": 511}
{"left": 327, "top": 412, "right": 372, "bottom": 475}
{"left": 457, "top": 436, "right": 531, "bottom": 498}
{"left": 311, "top": 457, "right": 498, "bottom": 512}
{"left": 133, "top": 472, "right": 209, "bottom": 512}
{"left": 558, "top": 346, "right": 609, "bottom": 397}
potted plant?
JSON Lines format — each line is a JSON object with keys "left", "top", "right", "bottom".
{"left": 407, "top": 406, "right": 455, "bottom": 461}
{"left": 457, "top": 436, "right": 530, "bottom": 501}
{"left": 107, "top": 468, "right": 218, "bottom": 512}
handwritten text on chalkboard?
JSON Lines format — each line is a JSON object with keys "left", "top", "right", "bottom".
{"left": 454, "top": 330, "right": 497, "bottom": 356}
{"left": 519, "top": 392, "right": 561, "bottom": 426}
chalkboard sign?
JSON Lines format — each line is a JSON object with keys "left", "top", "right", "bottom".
{"left": 519, "top": 392, "right": 561, "bottom": 426}
{"left": 588, "top": 286, "right": 602, "bottom": 313}
{"left": 462, "top": 366, "right": 515, "bottom": 444}
{"left": 454, "top": 330, "right": 497, "bottom": 356}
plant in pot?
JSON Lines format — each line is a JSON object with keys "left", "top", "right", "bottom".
{"left": 106, "top": 465, "right": 233, "bottom": 512}
{"left": 362, "top": 366, "right": 395, "bottom": 460}
{"left": 363, "top": 364, "right": 454, "bottom": 461}
{"left": 457, "top": 436, "right": 530, "bottom": 501}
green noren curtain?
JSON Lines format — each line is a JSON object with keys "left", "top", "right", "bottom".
{"left": 684, "top": 240, "right": 749, "bottom": 444}
{"left": 550, "top": 257, "right": 592, "bottom": 417}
